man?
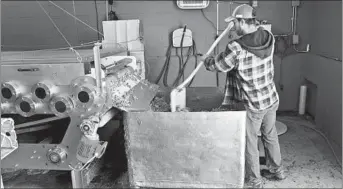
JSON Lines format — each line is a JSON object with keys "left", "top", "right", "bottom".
{"left": 203, "top": 4, "right": 286, "bottom": 188}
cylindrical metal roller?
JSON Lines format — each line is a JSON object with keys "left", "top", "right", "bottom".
{"left": 46, "top": 147, "right": 67, "bottom": 164}
{"left": 14, "top": 96, "right": 43, "bottom": 117}
{"left": 72, "top": 83, "right": 99, "bottom": 108}
{"left": 49, "top": 95, "right": 74, "bottom": 117}
{"left": 31, "top": 81, "right": 57, "bottom": 102}
{"left": 71, "top": 76, "right": 102, "bottom": 112}
{"left": 1, "top": 81, "right": 25, "bottom": 103}
{"left": 79, "top": 116, "right": 99, "bottom": 136}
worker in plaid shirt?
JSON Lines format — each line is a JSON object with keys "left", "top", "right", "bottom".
{"left": 204, "top": 4, "right": 286, "bottom": 188}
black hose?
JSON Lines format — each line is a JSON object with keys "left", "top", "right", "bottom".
{"left": 173, "top": 26, "right": 187, "bottom": 87}
{"left": 172, "top": 48, "right": 183, "bottom": 87}
{"left": 173, "top": 40, "right": 199, "bottom": 87}
{"left": 188, "top": 40, "right": 198, "bottom": 87}
{"left": 155, "top": 28, "right": 200, "bottom": 88}
{"left": 181, "top": 26, "right": 186, "bottom": 82}
{"left": 155, "top": 45, "right": 169, "bottom": 85}
{"left": 163, "top": 46, "right": 174, "bottom": 87}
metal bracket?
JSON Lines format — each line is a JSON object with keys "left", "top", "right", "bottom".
{"left": 69, "top": 135, "right": 108, "bottom": 171}
{"left": 1, "top": 118, "right": 18, "bottom": 160}
{"left": 1, "top": 118, "right": 18, "bottom": 189}
{"left": 294, "top": 44, "right": 310, "bottom": 53}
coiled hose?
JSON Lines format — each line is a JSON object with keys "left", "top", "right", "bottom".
{"left": 155, "top": 27, "right": 200, "bottom": 88}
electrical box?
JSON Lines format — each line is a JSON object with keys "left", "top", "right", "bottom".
{"left": 292, "top": 0, "right": 300, "bottom": 7}
{"left": 176, "top": 0, "right": 210, "bottom": 9}
{"left": 292, "top": 34, "right": 299, "bottom": 45}
{"left": 172, "top": 28, "right": 193, "bottom": 48}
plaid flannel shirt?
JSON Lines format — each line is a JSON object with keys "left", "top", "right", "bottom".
{"left": 206, "top": 34, "right": 279, "bottom": 111}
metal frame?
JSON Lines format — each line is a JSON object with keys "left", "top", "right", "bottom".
{"left": 0, "top": 44, "right": 114, "bottom": 188}
{"left": 1, "top": 116, "right": 86, "bottom": 186}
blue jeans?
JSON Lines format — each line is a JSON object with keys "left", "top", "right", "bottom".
{"left": 245, "top": 101, "right": 283, "bottom": 183}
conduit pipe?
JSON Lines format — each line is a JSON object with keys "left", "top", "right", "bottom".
{"left": 93, "top": 42, "right": 103, "bottom": 94}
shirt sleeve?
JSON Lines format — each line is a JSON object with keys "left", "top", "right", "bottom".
{"left": 207, "top": 42, "right": 240, "bottom": 72}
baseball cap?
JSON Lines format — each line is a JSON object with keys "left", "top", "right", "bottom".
{"left": 225, "top": 4, "right": 257, "bottom": 23}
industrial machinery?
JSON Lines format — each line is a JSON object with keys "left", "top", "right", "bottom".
{"left": 0, "top": 43, "right": 159, "bottom": 188}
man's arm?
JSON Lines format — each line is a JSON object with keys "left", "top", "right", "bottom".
{"left": 204, "top": 42, "right": 239, "bottom": 72}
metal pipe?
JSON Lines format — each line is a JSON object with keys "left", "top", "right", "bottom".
{"left": 16, "top": 125, "right": 53, "bottom": 134}
{"left": 216, "top": 0, "right": 220, "bottom": 87}
{"left": 216, "top": 0, "right": 219, "bottom": 36}
{"left": 93, "top": 43, "right": 103, "bottom": 93}
{"left": 293, "top": 6, "right": 297, "bottom": 35}
{"left": 291, "top": 3, "right": 310, "bottom": 53}
{"left": 311, "top": 53, "right": 342, "bottom": 62}
{"left": 291, "top": 6, "right": 295, "bottom": 35}
{"left": 274, "top": 34, "right": 291, "bottom": 37}
{"left": 71, "top": 170, "right": 84, "bottom": 188}
{"left": 0, "top": 0, "right": 3, "bottom": 185}
{"left": 105, "top": 0, "right": 109, "bottom": 21}
{"left": 275, "top": 3, "right": 296, "bottom": 37}
{"left": 15, "top": 116, "right": 67, "bottom": 129}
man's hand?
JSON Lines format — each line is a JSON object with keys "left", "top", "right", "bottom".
{"left": 202, "top": 55, "right": 215, "bottom": 71}
{"left": 228, "top": 20, "right": 235, "bottom": 29}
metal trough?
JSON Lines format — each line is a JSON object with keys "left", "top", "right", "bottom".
{"left": 123, "top": 87, "right": 247, "bottom": 188}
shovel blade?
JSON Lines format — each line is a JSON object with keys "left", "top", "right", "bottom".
{"left": 107, "top": 79, "right": 159, "bottom": 112}
{"left": 122, "top": 81, "right": 160, "bottom": 111}
{"left": 170, "top": 87, "right": 186, "bottom": 112}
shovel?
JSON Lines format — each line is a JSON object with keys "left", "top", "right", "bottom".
{"left": 170, "top": 22, "right": 235, "bottom": 112}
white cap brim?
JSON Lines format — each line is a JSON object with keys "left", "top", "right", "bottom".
{"left": 224, "top": 16, "right": 236, "bottom": 23}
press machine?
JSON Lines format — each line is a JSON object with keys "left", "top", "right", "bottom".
{"left": 0, "top": 43, "right": 159, "bottom": 188}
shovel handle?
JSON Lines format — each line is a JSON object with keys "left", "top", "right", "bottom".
{"left": 175, "top": 22, "right": 234, "bottom": 90}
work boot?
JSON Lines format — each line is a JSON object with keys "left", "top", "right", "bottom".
{"left": 245, "top": 179, "right": 264, "bottom": 188}
{"left": 261, "top": 169, "right": 286, "bottom": 181}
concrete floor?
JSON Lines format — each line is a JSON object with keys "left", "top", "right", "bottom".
{"left": 2, "top": 114, "right": 342, "bottom": 188}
